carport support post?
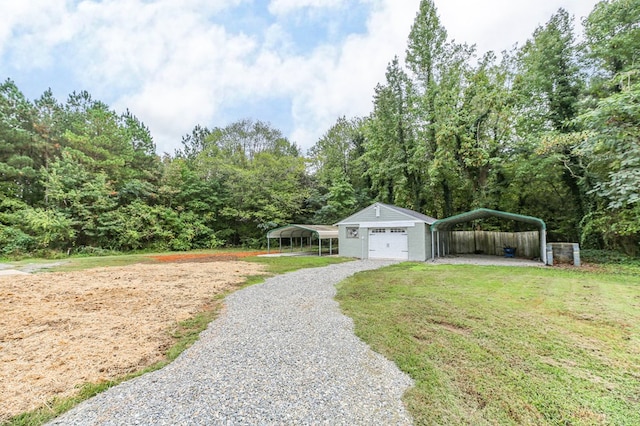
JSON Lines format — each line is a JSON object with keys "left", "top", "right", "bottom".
{"left": 443, "top": 232, "right": 446, "bottom": 256}
{"left": 267, "top": 237, "right": 270, "bottom": 254}
{"left": 431, "top": 228, "right": 435, "bottom": 261}
{"left": 541, "top": 230, "right": 547, "bottom": 265}
{"left": 318, "top": 238, "right": 322, "bottom": 256}
{"left": 329, "top": 238, "right": 333, "bottom": 255}
{"left": 445, "top": 232, "right": 449, "bottom": 256}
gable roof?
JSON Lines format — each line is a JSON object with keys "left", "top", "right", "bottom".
{"left": 431, "top": 208, "right": 546, "bottom": 232}
{"left": 335, "top": 202, "right": 437, "bottom": 225}
{"left": 379, "top": 203, "right": 437, "bottom": 224}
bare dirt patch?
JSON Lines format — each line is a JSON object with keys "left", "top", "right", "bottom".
{"left": 0, "top": 260, "right": 266, "bottom": 421}
{"left": 149, "top": 251, "right": 268, "bottom": 263}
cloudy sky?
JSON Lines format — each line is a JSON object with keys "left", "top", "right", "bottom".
{"left": 1, "top": 0, "right": 600, "bottom": 155}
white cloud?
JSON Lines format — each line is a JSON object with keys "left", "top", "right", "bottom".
{"left": 6, "top": 0, "right": 259, "bottom": 154}
{"left": 118, "top": 0, "right": 421, "bottom": 152}
{"left": 434, "top": 0, "right": 600, "bottom": 56}
{"left": 0, "top": 0, "right": 77, "bottom": 69}
{"left": 283, "top": 0, "right": 421, "bottom": 149}
{"left": 110, "top": 22, "right": 259, "bottom": 153}
{"left": 0, "top": 0, "right": 602, "bottom": 155}
{"left": 268, "top": 0, "right": 347, "bottom": 17}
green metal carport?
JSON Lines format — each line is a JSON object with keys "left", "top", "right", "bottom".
{"left": 266, "top": 225, "right": 339, "bottom": 256}
{"left": 431, "top": 208, "right": 548, "bottom": 264}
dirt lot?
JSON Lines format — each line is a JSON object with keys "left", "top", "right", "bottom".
{"left": 0, "top": 257, "right": 266, "bottom": 421}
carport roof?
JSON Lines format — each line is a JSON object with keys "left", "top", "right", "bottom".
{"left": 431, "top": 208, "right": 546, "bottom": 231}
{"left": 266, "top": 224, "right": 339, "bottom": 239}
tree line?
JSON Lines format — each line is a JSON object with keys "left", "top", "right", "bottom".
{"left": 311, "top": 0, "right": 639, "bottom": 255}
{"left": 0, "top": 0, "right": 638, "bottom": 257}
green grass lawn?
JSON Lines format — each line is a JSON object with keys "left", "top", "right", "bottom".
{"left": 336, "top": 263, "right": 640, "bottom": 426}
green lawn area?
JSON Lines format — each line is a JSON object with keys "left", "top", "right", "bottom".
{"left": 336, "top": 263, "right": 640, "bottom": 425}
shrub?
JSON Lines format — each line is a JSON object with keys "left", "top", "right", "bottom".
{"left": 0, "top": 225, "right": 36, "bottom": 257}
{"left": 581, "top": 249, "right": 640, "bottom": 265}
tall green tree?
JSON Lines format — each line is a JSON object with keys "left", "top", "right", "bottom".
{"left": 308, "top": 116, "right": 368, "bottom": 188}
{"left": 577, "top": 77, "right": 640, "bottom": 253}
{"left": 363, "top": 57, "right": 420, "bottom": 209}
{"left": 0, "top": 80, "right": 43, "bottom": 204}
{"left": 457, "top": 52, "right": 514, "bottom": 209}
{"left": 513, "top": 8, "right": 585, "bottom": 240}
{"left": 32, "top": 89, "right": 65, "bottom": 200}
{"left": 405, "top": 0, "right": 448, "bottom": 215}
{"left": 176, "top": 119, "right": 308, "bottom": 246}
{"left": 62, "top": 91, "right": 159, "bottom": 186}
{"left": 516, "top": 9, "right": 583, "bottom": 133}
{"left": 404, "top": 0, "right": 478, "bottom": 217}
{"left": 583, "top": 0, "right": 640, "bottom": 83}
{"left": 426, "top": 41, "right": 476, "bottom": 216}
{"left": 307, "top": 116, "right": 370, "bottom": 223}
{"left": 41, "top": 148, "right": 118, "bottom": 249}
{"left": 575, "top": 0, "right": 640, "bottom": 254}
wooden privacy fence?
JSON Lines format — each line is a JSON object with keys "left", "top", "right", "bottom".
{"left": 448, "top": 231, "right": 540, "bottom": 258}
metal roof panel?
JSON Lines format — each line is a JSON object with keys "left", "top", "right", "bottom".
{"left": 431, "top": 208, "right": 546, "bottom": 231}
{"left": 267, "top": 224, "right": 339, "bottom": 239}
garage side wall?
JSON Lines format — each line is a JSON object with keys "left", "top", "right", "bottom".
{"left": 407, "top": 223, "right": 426, "bottom": 261}
{"left": 424, "top": 226, "right": 433, "bottom": 260}
{"left": 338, "top": 225, "right": 365, "bottom": 258}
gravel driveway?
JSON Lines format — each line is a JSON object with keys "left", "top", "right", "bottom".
{"left": 48, "top": 260, "right": 413, "bottom": 425}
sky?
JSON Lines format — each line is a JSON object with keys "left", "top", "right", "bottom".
{"left": 0, "top": 0, "right": 601, "bottom": 155}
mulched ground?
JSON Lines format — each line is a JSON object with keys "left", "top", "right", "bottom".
{"left": 0, "top": 259, "right": 267, "bottom": 421}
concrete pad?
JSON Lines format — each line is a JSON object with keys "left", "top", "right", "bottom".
{"left": 431, "top": 254, "right": 544, "bottom": 267}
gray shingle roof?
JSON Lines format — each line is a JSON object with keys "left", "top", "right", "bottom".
{"left": 378, "top": 203, "right": 437, "bottom": 224}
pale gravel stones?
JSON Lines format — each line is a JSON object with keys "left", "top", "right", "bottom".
{"left": 48, "top": 260, "right": 413, "bottom": 425}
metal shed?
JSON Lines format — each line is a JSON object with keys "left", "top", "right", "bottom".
{"left": 430, "top": 208, "right": 548, "bottom": 264}
{"left": 266, "top": 224, "right": 339, "bottom": 256}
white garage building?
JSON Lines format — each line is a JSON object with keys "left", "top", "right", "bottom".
{"left": 335, "top": 202, "right": 436, "bottom": 261}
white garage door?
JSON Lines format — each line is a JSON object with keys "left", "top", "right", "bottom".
{"left": 368, "top": 228, "right": 408, "bottom": 260}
